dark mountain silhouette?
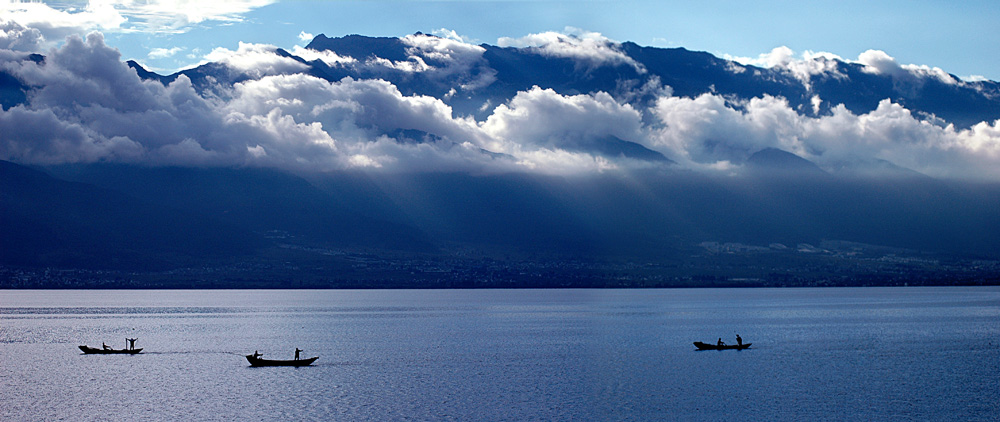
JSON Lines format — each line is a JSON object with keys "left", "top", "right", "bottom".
{"left": 307, "top": 34, "right": 410, "bottom": 63}
{"left": 5, "top": 159, "right": 1000, "bottom": 276}
{"left": 0, "top": 54, "right": 41, "bottom": 110}
{"left": 571, "top": 136, "right": 672, "bottom": 163}
{"left": 43, "top": 164, "right": 434, "bottom": 253}
{"left": 828, "top": 157, "right": 931, "bottom": 180}
{"left": 0, "top": 70, "right": 28, "bottom": 110}
{"left": 745, "top": 148, "right": 828, "bottom": 176}
{"left": 125, "top": 59, "right": 171, "bottom": 85}
{"left": 0, "top": 160, "right": 261, "bottom": 270}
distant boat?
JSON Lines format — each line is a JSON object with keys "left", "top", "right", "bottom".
{"left": 693, "top": 341, "right": 751, "bottom": 350}
{"left": 79, "top": 345, "right": 143, "bottom": 354}
{"left": 246, "top": 354, "right": 318, "bottom": 367}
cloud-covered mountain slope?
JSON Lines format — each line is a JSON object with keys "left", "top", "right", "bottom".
{"left": 3, "top": 28, "right": 1000, "bottom": 179}
{"left": 176, "top": 32, "right": 1000, "bottom": 129}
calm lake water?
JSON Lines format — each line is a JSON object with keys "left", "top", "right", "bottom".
{"left": 1, "top": 287, "right": 998, "bottom": 421}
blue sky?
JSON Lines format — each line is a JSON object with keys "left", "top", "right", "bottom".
{"left": 3, "top": 0, "right": 999, "bottom": 81}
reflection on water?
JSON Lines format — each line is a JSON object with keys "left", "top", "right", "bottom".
{"left": 1, "top": 287, "right": 998, "bottom": 421}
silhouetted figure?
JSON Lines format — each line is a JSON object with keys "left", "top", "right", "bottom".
{"left": 736, "top": 334, "right": 743, "bottom": 346}
{"left": 126, "top": 338, "right": 137, "bottom": 350}
{"left": 717, "top": 338, "right": 724, "bottom": 347}
{"left": 102, "top": 342, "right": 109, "bottom": 350}
{"left": 294, "top": 348, "right": 302, "bottom": 360}
{"left": 253, "top": 350, "right": 262, "bottom": 359}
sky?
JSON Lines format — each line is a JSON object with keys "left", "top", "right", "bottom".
{"left": 1, "top": 0, "right": 998, "bottom": 81}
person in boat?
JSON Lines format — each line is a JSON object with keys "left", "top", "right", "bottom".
{"left": 717, "top": 338, "right": 724, "bottom": 347}
{"left": 294, "top": 348, "right": 302, "bottom": 360}
{"left": 736, "top": 334, "right": 742, "bottom": 346}
{"left": 126, "top": 338, "right": 137, "bottom": 350}
{"left": 102, "top": 342, "right": 109, "bottom": 350}
{"left": 252, "top": 350, "right": 262, "bottom": 359}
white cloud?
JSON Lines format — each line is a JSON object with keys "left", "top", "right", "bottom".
{"left": 194, "top": 72, "right": 516, "bottom": 172}
{"left": 480, "top": 86, "right": 653, "bottom": 171}
{"left": 0, "top": 30, "right": 619, "bottom": 175}
{"left": 0, "top": 1, "right": 126, "bottom": 41}
{"left": 857, "top": 50, "right": 905, "bottom": 78}
{"left": 857, "top": 49, "right": 961, "bottom": 97}
{"left": 398, "top": 32, "right": 496, "bottom": 90}
{"left": 3, "top": 28, "right": 999, "bottom": 180}
{"left": 810, "top": 95, "right": 822, "bottom": 115}
{"left": 303, "top": 31, "right": 497, "bottom": 93}
{"left": 730, "top": 46, "right": 963, "bottom": 92}
{"left": 482, "top": 86, "right": 644, "bottom": 148}
{"left": 498, "top": 27, "right": 645, "bottom": 73}
{"left": 649, "top": 91, "right": 1000, "bottom": 180}
{"left": 7, "top": 32, "right": 167, "bottom": 112}
{"left": 0, "top": 18, "right": 44, "bottom": 51}
{"left": 727, "top": 46, "right": 846, "bottom": 89}
{"left": 366, "top": 55, "right": 432, "bottom": 73}
{"left": 0, "top": 105, "right": 145, "bottom": 164}
{"left": 203, "top": 42, "right": 309, "bottom": 78}
{"left": 431, "top": 28, "right": 475, "bottom": 44}
{"left": 148, "top": 46, "right": 183, "bottom": 59}
{"left": 510, "top": 147, "right": 620, "bottom": 174}
{"left": 229, "top": 74, "right": 487, "bottom": 142}
{"left": 402, "top": 32, "right": 486, "bottom": 68}
{"left": 289, "top": 45, "right": 357, "bottom": 67}
{"left": 298, "top": 31, "right": 313, "bottom": 43}
{"left": 652, "top": 93, "right": 801, "bottom": 166}
{"left": 0, "top": 0, "right": 275, "bottom": 37}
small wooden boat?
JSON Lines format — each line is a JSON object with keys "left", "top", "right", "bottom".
{"left": 693, "top": 341, "right": 751, "bottom": 350}
{"left": 246, "top": 354, "right": 318, "bottom": 367}
{"left": 79, "top": 345, "right": 143, "bottom": 354}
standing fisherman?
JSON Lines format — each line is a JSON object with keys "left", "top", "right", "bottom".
{"left": 294, "top": 348, "right": 302, "bottom": 360}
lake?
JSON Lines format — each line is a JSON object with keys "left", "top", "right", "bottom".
{"left": 1, "top": 287, "right": 998, "bottom": 421}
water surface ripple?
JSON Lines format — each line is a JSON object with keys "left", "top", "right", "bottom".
{"left": 1, "top": 287, "right": 997, "bottom": 421}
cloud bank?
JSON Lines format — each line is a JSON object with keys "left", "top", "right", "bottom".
{"left": 0, "top": 0, "right": 277, "bottom": 39}
{"left": 2, "top": 26, "right": 999, "bottom": 180}
{"left": 728, "top": 46, "right": 978, "bottom": 92}
{"left": 498, "top": 27, "right": 645, "bottom": 74}
{"left": 651, "top": 93, "right": 1000, "bottom": 179}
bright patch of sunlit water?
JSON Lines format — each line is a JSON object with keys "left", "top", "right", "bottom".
{"left": 1, "top": 287, "right": 998, "bottom": 421}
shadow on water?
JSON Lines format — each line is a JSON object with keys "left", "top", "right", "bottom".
{"left": 138, "top": 351, "right": 356, "bottom": 366}
{"left": 693, "top": 348, "right": 753, "bottom": 352}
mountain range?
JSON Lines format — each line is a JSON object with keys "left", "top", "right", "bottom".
{"left": 140, "top": 33, "right": 1000, "bottom": 128}
{"left": 1, "top": 32, "right": 999, "bottom": 285}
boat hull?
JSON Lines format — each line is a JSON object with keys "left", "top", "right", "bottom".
{"left": 693, "top": 341, "right": 751, "bottom": 350}
{"left": 79, "top": 345, "right": 143, "bottom": 354}
{"left": 246, "top": 355, "right": 318, "bottom": 367}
